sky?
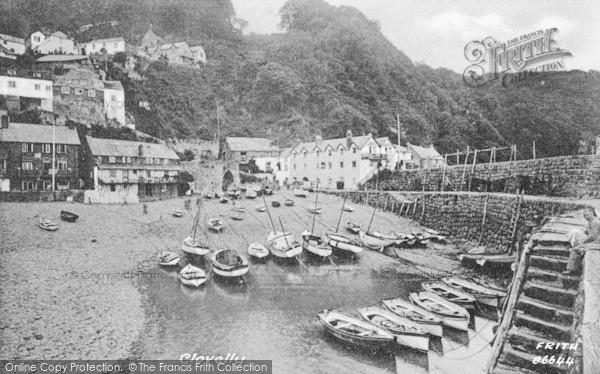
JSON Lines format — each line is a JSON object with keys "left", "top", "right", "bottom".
{"left": 230, "top": 0, "right": 600, "bottom": 73}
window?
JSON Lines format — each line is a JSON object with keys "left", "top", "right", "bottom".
{"left": 22, "top": 143, "right": 34, "bottom": 152}
{"left": 125, "top": 157, "right": 131, "bottom": 164}
{"left": 340, "top": 148, "right": 344, "bottom": 155}
{"left": 340, "top": 162, "right": 344, "bottom": 168}
{"left": 34, "top": 84, "right": 41, "bottom": 91}
{"left": 88, "top": 90, "right": 96, "bottom": 97}
{"left": 328, "top": 162, "right": 332, "bottom": 169}
{"left": 110, "top": 184, "right": 116, "bottom": 192}
{"left": 61, "top": 87, "right": 70, "bottom": 94}
{"left": 303, "top": 151, "right": 307, "bottom": 158}
{"left": 321, "top": 162, "right": 326, "bottom": 170}
{"left": 116, "top": 156, "right": 122, "bottom": 163}
{"left": 8, "top": 81, "right": 16, "bottom": 88}
{"left": 34, "top": 36, "right": 41, "bottom": 42}
{"left": 146, "top": 170, "right": 151, "bottom": 178}
{"left": 7, "top": 69, "right": 16, "bottom": 75}
{"left": 155, "top": 158, "right": 160, "bottom": 165}
{"left": 328, "top": 149, "right": 332, "bottom": 156}
{"left": 57, "top": 160, "right": 67, "bottom": 170}
{"left": 110, "top": 169, "right": 117, "bottom": 177}
{"left": 75, "top": 88, "right": 83, "bottom": 95}
{"left": 33, "top": 72, "right": 42, "bottom": 78}
{"left": 22, "top": 181, "right": 36, "bottom": 190}
{"left": 22, "top": 161, "right": 33, "bottom": 170}
{"left": 46, "top": 85, "right": 51, "bottom": 91}
{"left": 65, "top": 78, "right": 72, "bottom": 84}
{"left": 369, "top": 146, "right": 373, "bottom": 153}
{"left": 56, "top": 144, "right": 67, "bottom": 154}
{"left": 42, "top": 180, "right": 52, "bottom": 190}
{"left": 352, "top": 161, "right": 357, "bottom": 168}
{"left": 43, "top": 144, "right": 51, "bottom": 153}
{"left": 293, "top": 164, "right": 296, "bottom": 170}
{"left": 109, "top": 156, "right": 116, "bottom": 163}
{"left": 352, "top": 147, "right": 357, "bottom": 154}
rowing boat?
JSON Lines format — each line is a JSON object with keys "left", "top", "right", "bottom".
{"left": 246, "top": 190, "right": 258, "bottom": 199}
{"left": 381, "top": 297, "right": 443, "bottom": 337}
{"left": 207, "top": 218, "right": 224, "bottom": 233}
{"left": 181, "top": 236, "right": 211, "bottom": 256}
{"left": 39, "top": 218, "right": 59, "bottom": 231}
{"left": 158, "top": 251, "right": 180, "bottom": 266}
{"left": 293, "top": 188, "right": 307, "bottom": 197}
{"left": 179, "top": 264, "right": 207, "bottom": 287}
{"left": 210, "top": 249, "right": 249, "bottom": 277}
{"left": 358, "top": 306, "right": 429, "bottom": 352}
{"left": 284, "top": 199, "right": 294, "bottom": 206}
{"left": 267, "top": 231, "right": 303, "bottom": 258}
{"left": 255, "top": 205, "right": 267, "bottom": 212}
{"left": 325, "top": 232, "right": 362, "bottom": 255}
{"left": 346, "top": 221, "right": 360, "bottom": 234}
{"left": 342, "top": 204, "right": 354, "bottom": 212}
{"left": 272, "top": 201, "right": 281, "bottom": 208}
{"left": 247, "top": 243, "right": 270, "bottom": 259}
{"left": 421, "top": 282, "right": 476, "bottom": 310}
{"left": 441, "top": 277, "right": 506, "bottom": 308}
{"left": 359, "top": 231, "right": 395, "bottom": 252}
{"left": 301, "top": 231, "right": 333, "bottom": 258}
{"left": 409, "top": 292, "right": 470, "bottom": 331}
{"left": 172, "top": 209, "right": 184, "bottom": 217}
{"left": 318, "top": 309, "right": 395, "bottom": 348}
{"left": 231, "top": 210, "right": 244, "bottom": 221}
{"left": 307, "top": 206, "right": 322, "bottom": 214}
{"left": 60, "top": 211, "right": 79, "bottom": 222}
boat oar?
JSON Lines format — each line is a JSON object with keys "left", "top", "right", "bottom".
{"left": 327, "top": 256, "right": 337, "bottom": 266}
{"left": 296, "top": 255, "right": 308, "bottom": 270}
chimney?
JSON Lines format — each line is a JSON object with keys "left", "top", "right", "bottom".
{"left": 315, "top": 135, "right": 322, "bottom": 146}
{"left": 1, "top": 114, "right": 9, "bottom": 129}
{"left": 346, "top": 130, "right": 353, "bottom": 148}
{"left": 138, "top": 144, "right": 144, "bottom": 156}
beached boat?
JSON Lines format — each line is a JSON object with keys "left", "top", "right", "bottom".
{"left": 346, "top": 221, "right": 361, "bottom": 234}
{"left": 301, "top": 231, "right": 333, "bottom": 258}
{"left": 246, "top": 190, "right": 258, "bottom": 199}
{"left": 219, "top": 197, "right": 229, "bottom": 204}
{"left": 255, "top": 205, "right": 267, "bottom": 212}
{"left": 247, "top": 243, "right": 270, "bottom": 259}
{"left": 39, "top": 218, "right": 59, "bottom": 231}
{"left": 179, "top": 264, "right": 207, "bottom": 287}
{"left": 267, "top": 231, "right": 303, "bottom": 258}
{"left": 271, "top": 201, "right": 281, "bottom": 208}
{"left": 307, "top": 206, "right": 323, "bottom": 214}
{"left": 360, "top": 231, "right": 395, "bottom": 252}
{"left": 381, "top": 297, "right": 443, "bottom": 337}
{"left": 284, "top": 199, "right": 294, "bottom": 206}
{"left": 232, "top": 204, "right": 246, "bottom": 213}
{"left": 358, "top": 306, "right": 429, "bottom": 352}
{"left": 227, "top": 188, "right": 241, "bottom": 199}
{"left": 203, "top": 192, "right": 214, "bottom": 199}
{"left": 210, "top": 249, "right": 249, "bottom": 278}
{"left": 326, "top": 232, "right": 363, "bottom": 255}
{"left": 342, "top": 204, "right": 354, "bottom": 212}
{"left": 60, "top": 211, "right": 79, "bottom": 222}
{"left": 317, "top": 309, "right": 395, "bottom": 348}
{"left": 372, "top": 231, "right": 405, "bottom": 246}
{"left": 409, "top": 292, "right": 470, "bottom": 331}
{"left": 423, "top": 228, "right": 446, "bottom": 242}
{"left": 207, "top": 218, "right": 224, "bottom": 233}
{"left": 182, "top": 236, "right": 210, "bottom": 256}
{"left": 293, "top": 188, "right": 307, "bottom": 197}
{"left": 231, "top": 210, "right": 244, "bottom": 221}
{"left": 171, "top": 209, "right": 184, "bottom": 217}
{"left": 422, "top": 282, "right": 476, "bottom": 310}
{"left": 262, "top": 186, "right": 273, "bottom": 195}
{"left": 441, "top": 277, "right": 506, "bottom": 308}
{"left": 158, "top": 251, "right": 180, "bottom": 266}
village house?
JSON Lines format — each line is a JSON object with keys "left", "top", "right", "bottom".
{"left": 26, "top": 31, "right": 78, "bottom": 55}
{"left": 0, "top": 67, "right": 53, "bottom": 114}
{"left": 80, "top": 37, "right": 126, "bottom": 55}
{"left": 0, "top": 118, "right": 81, "bottom": 192}
{"left": 286, "top": 131, "right": 394, "bottom": 190}
{"left": 223, "top": 137, "right": 280, "bottom": 172}
{"left": 34, "top": 54, "right": 93, "bottom": 73}
{"left": 190, "top": 46, "right": 207, "bottom": 64}
{"left": 407, "top": 143, "right": 445, "bottom": 169}
{"left": 0, "top": 33, "right": 26, "bottom": 55}
{"left": 83, "top": 137, "right": 181, "bottom": 203}
{"left": 52, "top": 66, "right": 126, "bottom": 126}
{"left": 140, "top": 29, "right": 205, "bottom": 66}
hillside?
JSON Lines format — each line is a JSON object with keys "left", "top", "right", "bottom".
{"left": 2, "top": 0, "right": 599, "bottom": 159}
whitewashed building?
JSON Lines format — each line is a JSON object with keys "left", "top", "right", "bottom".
{"left": 80, "top": 37, "right": 126, "bottom": 55}
{"left": 0, "top": 68, "right": 53, "bottom": 113}
{"left": 26, "top": 31, "right": 77, "bottom": 55}
{"left": 0, "top": 33, "right": 25, "bottom": 55}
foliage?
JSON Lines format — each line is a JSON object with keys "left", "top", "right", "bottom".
{"left": 176, "top": 149, "right": 195, "bottom": 161}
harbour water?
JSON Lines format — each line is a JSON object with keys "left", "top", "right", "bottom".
{"left": 138, "top": 254, "right": 495, "bottom": 374}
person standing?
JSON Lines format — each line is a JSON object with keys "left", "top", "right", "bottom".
{"left": 563, "top": 209, "right": 600, "bottom": 275}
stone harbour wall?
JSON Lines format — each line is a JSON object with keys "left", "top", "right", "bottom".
{"left": 329, "top": 190, "right": 590, "bottom": 254}
{"left": 366, "top": 154, "right": 600, "bottom": 198}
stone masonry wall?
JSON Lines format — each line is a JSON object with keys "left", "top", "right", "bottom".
{"left": 329, "top": 190, "right": 589, "bottom": 254}
{"left": 366, "top": 155, "right": 600, "bottom": 198}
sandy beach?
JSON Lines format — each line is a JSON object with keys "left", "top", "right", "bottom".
{"left": 0, "top": 189, "right": 471, "bottom": 359}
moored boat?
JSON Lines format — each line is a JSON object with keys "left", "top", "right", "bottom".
{"left": 293, "top": 188, "right": 307, "bottom": 197}
{"left": 247, "top": 243, "right": 270, "bottom": 259}
{"left": 158, "top": 251, "right": 180, "bottom": 266}
{"left": 271, "top": 201, "right": 281, "bottom": 208}
{"left": 267, "top": 231, "right": 303, "bottom": 258}
{"left": 246, "top": 190, "right": 258, "bottom": 199}
{"left": 381, "top": 297, "right": 443, "bottom": 337}
{"left": 421, "top": 282, "right": 476, "bottom": 310}
{"left": 325, "top": 232, "right": 362, "bottom": 255}
{"left": 262, "top": 186, "right": 273, "bottom": 195}
{"left": 318, "top": 309, "right": 395, "bottom": 348}
{"left": 207, "top": 218, "right": 224, "bottom": 232}
{"left": 441, "top": 277, "right": 506, "bottom": 308}
{"left": 357, "top": 306, "right": 429, "bottom": 352}
{"left": 179, "top": 264, "right": 207, "bottom": 287}
{"left": 172, "top": 209, "right": 184, "bottom": 217}
{"left": 255, "top": 205, "right": 267, "bottom": 212}
{"left": 231, "top": 210, "right": 244, "bottom": 221}
{"left": 342, "top": 204, "right": 354, "bottom": 212}
{"left": 409, "top": 292, "right": 470, "bottom": 331}
{"left": 60, "top": 211, "right": 79, "bottom": 222}
{"left": 182, "top": 236, "right": 211, "bottom": 256}
{"left": 307, "top": 206, "right": 322, "bottom": 214}
{"left": 210, "top": 249, "right": 249, "bottom": 277}
{"left": 301, "top": 231, "right": 333, "bottom": 258}
{"left": 219, "top": 197, "right": 229, "bottom": 204}
{"left": 360, "top": 231, "right": 395, "bottom": 252}
{"left": 39, "top": 218, "right": 59, "bottom": 231}
{"left": 284, "top": 199, "right": 294, "bottom": 206}
{"left": 346, "top": 221, "right": 361, "bottom": 234}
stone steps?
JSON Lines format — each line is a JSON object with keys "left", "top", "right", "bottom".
{"left": 499, "top": 346, "right": 570, "bottom": 374}
{"left": 517, "top": 296, "right": 574, "bottom": 325}
{"left": 522, "top": 281, "right": 578, "bottom": 308}
{"left": 529, "top": 255, "right": 569, "bottom": 273}
{"left": 526, "top": 268, "right": 580, "bottom": 290}
{"left": 514, "top": 311, "right": 571, "bottom": 341}
{"left": 532, "top": 245, "right": 571, "bottom": 258}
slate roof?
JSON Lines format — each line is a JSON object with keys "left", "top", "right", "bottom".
{"left": 83, "top": 37, "right": 125, "bottom": 45}
{"left": 103, "top": 80, "right": 123, "bottom": 90}
{"left": 0, "top": 123, "right": 80, "bottom": 145}
{"left": 51, "top": 31, "right": 68, "bottom": 39}
{"left": 36, "top": 55, "right": 90, "bottom": 63}
{"left": 408, "top": 143, "right": 443, "bottom": 159}
{"left": 293, "top": 134, "right": 373, "bottom": 153}
{"left": 225, "top": 137, "right": 278, "bottom": 152}
{"left": 86, "top": 137, "right": 179, "bottom": 160}
{"left": 0, "top": 33, "right": 25, "bottom": 44}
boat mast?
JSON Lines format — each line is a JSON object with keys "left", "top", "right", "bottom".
{"left": 262, "top": 193, "right": 276, "bottom": 232}
{"left": 334, "top": 192, "right": 348, "bottom": 233}
{"left": 310, "top": 182, "right": 319, "bottom": 234}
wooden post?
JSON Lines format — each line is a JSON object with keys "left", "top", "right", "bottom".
{"left": 400, "top": 202, "right": 405, "bottom": 216}
{"left": 383, "top": 194, "right": 389, "bottom": 211}
{"left": 485, "top": 239, "right": 533, "bottom": 373}
{"left": 460, "top": 146, "right": 470, "bottom": 191}
{"left": 532, "top": 140, "right": 536, "bottom": 160}
{"left": 508, "top": 190, "right": 525, "bottom": 255}
{"left": 390, "top": 198, "right": 395, "bottom": 214}
{"left": 486, "top": 147, "right": 495, "bottom": 192}
{"left": 456, "top": 150, "right": 459, "bottom": 166}
{"left": 504, "top": 145, "right": 514, "bottom": 193}
{"left": 468, "top": 149, "right": 478, "bottom": 191}
{"left": 365, "top": 191, "right": 369, "bottom": 206}
{"left": 420, "top": 188, "right": 426, "bottom": 220}
{"left": 441, "top": 154, "right": 448, "bottom": 191}
{"left": 477, "top": 194, "right": 490, "bottom": 244}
